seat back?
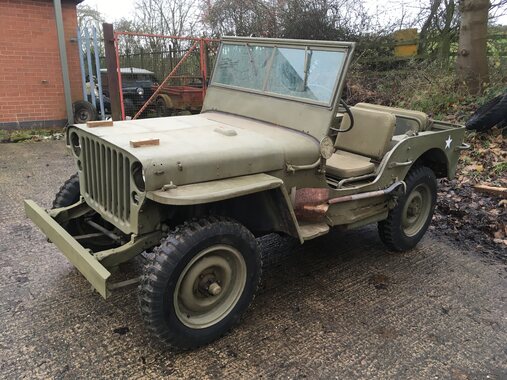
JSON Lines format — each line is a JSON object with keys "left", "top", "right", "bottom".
{"left": 335, "top": 107, "right": 396, "bottom": 160}
{"left": 355, "top": 103, "right": 430, "bottom": 134}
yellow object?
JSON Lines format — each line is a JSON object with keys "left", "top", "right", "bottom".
{"left": 393, "top": 28, "right": 418, "bottom": 58}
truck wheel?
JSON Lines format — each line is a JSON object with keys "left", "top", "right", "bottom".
{"left": 155, "top": 98, "right": 169, "bottom": 117}
{"left": 378, "top": 166, "right": 437, "bottom": 251}
{"left": 138, "top": 217, "right": 262, "bottom": 350}
{"left": 73, "top": 100, "right": 97, "bottom": 124}
{"left": 52, "top": 174, "right": 115, "bottom": 251}
{"left": 52, "top": 173, "right": 80, "bottom": 208}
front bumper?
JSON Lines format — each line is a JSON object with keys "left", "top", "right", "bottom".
{"left": 24, "top": 200, "right": 111, "bottom": 298}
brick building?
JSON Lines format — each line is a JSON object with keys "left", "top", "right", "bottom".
{"left": 0, "top": 0, "right": 83, "bottom": 130}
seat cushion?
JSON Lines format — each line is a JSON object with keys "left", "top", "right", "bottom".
{"left": 336, "top": 107, "right": 396, "bottom": 160}
{"left": 326, "top": 151, "right": 376, "bottom": 178}
{"left": 354, "top": 103, "right": 429, "bottom": 133}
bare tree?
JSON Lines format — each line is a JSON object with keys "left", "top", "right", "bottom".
{"left": 456, "top": 0, "right": 490, "bottom": 94}
{"left": 130, "top": 0, "right": 200, "bottom": 52}
{"left": 77, "top": 4, "right": 105, "bottom": 30}
{"left": 416, "top": 0, "right": 460, "bottom": 60}
{"left": 202, "top": 0, "right": 276, "bottom": 37}
{"left": 202, "top": 0, "right": 388, "bottom": 40}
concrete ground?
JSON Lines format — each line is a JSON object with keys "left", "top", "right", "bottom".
{"left": 0, "top": 140, "right": 506, "bottom": 379}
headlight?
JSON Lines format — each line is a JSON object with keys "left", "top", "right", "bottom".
{"left": 131, "top": 162, "right": 145, "bottom": 191}
{"left": 70, "top": 131, "right": 81, "bottom": 156}
{"left": 136, "top": 87, "right": 144, "bottom": 96}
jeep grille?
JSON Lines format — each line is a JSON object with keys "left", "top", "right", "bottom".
{"left": 81, "top": 137, "right": 131, "bottom": 222}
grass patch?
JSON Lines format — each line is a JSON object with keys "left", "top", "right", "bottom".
{"left": 0, "top": 128, "right": 64, "bottom": 143}
{"left": 493, "top": 161, "right": 507, "bottom": 174}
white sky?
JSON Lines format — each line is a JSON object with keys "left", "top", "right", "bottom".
{"left": 81, "top": 0, "right": 507, "bottom": 28}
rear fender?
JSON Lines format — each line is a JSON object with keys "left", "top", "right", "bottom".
{"left": 384, "top": 126, "right": 465, "bottom": 180}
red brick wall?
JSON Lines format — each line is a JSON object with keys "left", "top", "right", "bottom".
{"left": 0, "top": 0, "right": 82, "bottom": 129}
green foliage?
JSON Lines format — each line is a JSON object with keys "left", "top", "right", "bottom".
{"left": 493, "top": 161, "right": 507, "bottom": 174}
{"left": 348, "top": 52, "right": 507, "bottom": 122}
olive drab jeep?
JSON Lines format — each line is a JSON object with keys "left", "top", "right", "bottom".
{"left": 25, "top": 37, "right": 467, "bottom": 349}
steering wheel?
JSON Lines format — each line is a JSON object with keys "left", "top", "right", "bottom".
{"left": 335, "top": 99, "right": 354, "bottom": 133}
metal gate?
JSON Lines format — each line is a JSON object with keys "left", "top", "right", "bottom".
{"left": 77, "top": 24, "right": 107, "bottom": 120}
{"left": 112, "top": 32, "right": 219, "bottom": 120}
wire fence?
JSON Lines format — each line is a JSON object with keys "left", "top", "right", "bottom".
{"left": 111, "top": 32, "right": 219, "bottom": 119}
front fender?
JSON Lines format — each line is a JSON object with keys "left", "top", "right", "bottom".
{"left": 147, "top": 173, "right": 283, "bottom": 205}
{"left": 146, "top": 173, "right": 303, "bottom": 242}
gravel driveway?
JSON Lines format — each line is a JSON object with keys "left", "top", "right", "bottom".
{"left": 0, "top": 140, "right": 506, "bottom": 379}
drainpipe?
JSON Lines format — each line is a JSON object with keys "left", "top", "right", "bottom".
{"left": 53, "top": 0, "right": 74, "bottom": 125}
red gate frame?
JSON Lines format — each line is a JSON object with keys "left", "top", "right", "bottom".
{"left": 113, "top": 32, "right": 219, "bottom": 120}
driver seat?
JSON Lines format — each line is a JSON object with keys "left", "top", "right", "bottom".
{"left": 326, "top": 107, "right": 396, "bottom": 178}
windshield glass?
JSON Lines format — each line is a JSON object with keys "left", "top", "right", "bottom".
{"left": 212, "top": 43, "right": 346, "bottom": 105}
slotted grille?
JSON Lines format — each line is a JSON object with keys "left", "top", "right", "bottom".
{"left": 81, "top": 136, "right": 131, "bottom": 222}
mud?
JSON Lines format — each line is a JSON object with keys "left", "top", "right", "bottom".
{"left": 433, "top": 178, "right": 507, "bottom": 263}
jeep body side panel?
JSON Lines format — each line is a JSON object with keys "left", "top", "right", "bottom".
{"left": 324, "top": 124, "right": 466, "bottom": 196}
{"left": 321, "top": 123, "right": 465, "bottom": 226}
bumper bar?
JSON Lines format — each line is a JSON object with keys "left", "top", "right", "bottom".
{"left": 24, "top": 200, "right": 111, "bottom": 298}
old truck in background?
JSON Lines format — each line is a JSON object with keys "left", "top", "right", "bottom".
{"left": 154, "top": 77, "right": 206, "bottom": 117}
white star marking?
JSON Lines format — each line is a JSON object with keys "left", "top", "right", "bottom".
{"left": 445, "top": 135, "right": 452, "bottom": 149}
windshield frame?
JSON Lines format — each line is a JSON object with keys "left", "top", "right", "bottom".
{"left": 209, "top": 37, "right": 354, "bottom": 108}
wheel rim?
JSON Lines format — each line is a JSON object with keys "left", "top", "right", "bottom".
{"left": 401, "top": 183, "right": 432, "bottom": 237}
{"left": 174, "top": 244, "right": 247, "bottom": 329}
{"left": 76, "top": 109, "right": 91, "bottom": 122}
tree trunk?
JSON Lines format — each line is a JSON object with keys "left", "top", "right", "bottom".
{"left": 438, "top": 0, "right": 456, "bottom": 63}
{"left": 456, "top": 0, "right": 490, "bottom": 94}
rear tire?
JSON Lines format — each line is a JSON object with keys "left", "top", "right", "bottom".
{"left": 138, "top": 217, "right": 262, "bottom": 350}
{"left": 155, "top": 97, "right": 170, "bottom": 117}
{"left": 378, "top": 166, "right": 437, "bottom": 251}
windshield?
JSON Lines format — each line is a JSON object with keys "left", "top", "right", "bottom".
{"left": 121, "top": 74, "right": 157, "bottom": 87}
{"left": 212, "top": 43, "right": 347, "bottom": 105}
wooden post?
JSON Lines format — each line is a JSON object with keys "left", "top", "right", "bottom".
{"left": 103, "top": 23, "right": 122, "bottom": 121}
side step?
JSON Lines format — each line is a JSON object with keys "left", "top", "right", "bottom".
{"left": 298, "top": 222, "right": 330, "bottom": 241}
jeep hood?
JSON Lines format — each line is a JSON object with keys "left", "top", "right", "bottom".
{"left": 71, "top": 112, "right": 319, "bottom": 190}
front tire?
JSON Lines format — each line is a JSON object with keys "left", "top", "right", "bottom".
{"left": 138, "top": 217, "right": 262, "bottom": 350}
{"left": 52, "top": 173, "right": 80, "bottom": 208}
{"left": 378, "top": 166, "right": 437, "bottom": 251}
{"left": 52, "top": 174, "right": 116, "bottom": 251}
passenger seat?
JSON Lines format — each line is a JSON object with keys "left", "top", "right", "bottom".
{"left": 355, "top": 103, "right": 430, "bottom": 135}
{"left": 326, "top": 107, "right": 396, "bottom": 178}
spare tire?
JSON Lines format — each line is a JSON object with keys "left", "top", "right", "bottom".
{"left": 73, "top": 100, "right": 97, "bottom": 124}
{"left": 466, "top": 92, "right": 507, "bottom": 132}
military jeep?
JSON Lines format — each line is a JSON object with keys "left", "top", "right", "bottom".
{"left": 25, "top": 37, "right": 467, "bottom": 349}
